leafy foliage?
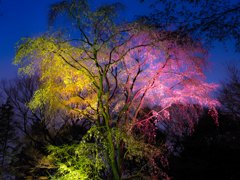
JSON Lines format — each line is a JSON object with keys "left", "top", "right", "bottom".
{"left": 48, "top": 126, "right": 107, "bottom": 180}
{"left": 48, "top": 125, "right": 167, "bottom": 179}
{"left": 14, "top": 37, "right": 97, "bottom": 118}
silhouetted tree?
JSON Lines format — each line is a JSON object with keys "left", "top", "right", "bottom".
{"left": 0, "top": 99, "right": 16, "bottom": 178}
{"left": 169, "top": 110, "right": 240, "bottom": 180}
{"left": 140, "top": 0, "right": 240, "bottom": 50}
{"left": 219, "top": 65, "right": 240, "bottom": 120}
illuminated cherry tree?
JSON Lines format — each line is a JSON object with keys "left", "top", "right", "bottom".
{"left": 14, "top": 0, "right": 219, "bottom": 179}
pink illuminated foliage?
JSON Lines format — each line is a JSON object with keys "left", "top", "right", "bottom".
{"left": 104, "top": 29, "right": 219, "bottom": 144}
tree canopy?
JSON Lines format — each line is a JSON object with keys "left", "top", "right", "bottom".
{"left": 13, "top": 0, "right": 219, "bottom": 179}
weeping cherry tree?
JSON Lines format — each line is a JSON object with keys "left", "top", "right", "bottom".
{"left": 14, "top": 0, "right": 219, "bottom": 179}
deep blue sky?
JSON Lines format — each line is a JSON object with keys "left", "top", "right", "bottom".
{"left": 0, "top": 0, "right": 239, "bottom": 83}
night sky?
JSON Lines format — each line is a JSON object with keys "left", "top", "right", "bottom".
{"left": 0, "top": 0, "right": 239, "bottom": 83}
